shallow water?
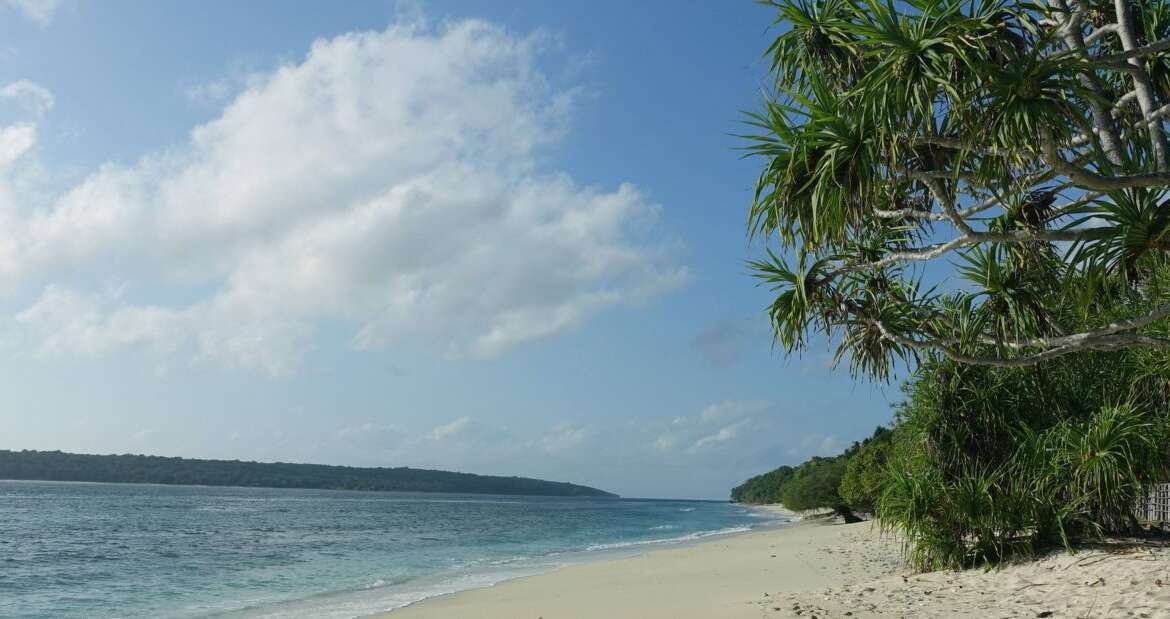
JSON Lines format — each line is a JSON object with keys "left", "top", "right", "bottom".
{"left": 0, "top": 480, "right": 786, "bottom": 618}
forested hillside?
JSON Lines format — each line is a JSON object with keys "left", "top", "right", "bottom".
{"left": 0, "top": 450, "right": 617, "bottom": 497}
{"left": 730, "top": 465, "right": 794, "bottom": 504}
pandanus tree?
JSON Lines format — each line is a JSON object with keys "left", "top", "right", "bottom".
{"left": 747, "top": 0, "right": 1170, "bottom": 379}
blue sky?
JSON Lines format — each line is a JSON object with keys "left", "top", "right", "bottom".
{"left": 0, "top": 0, "right": 896, "bottom": 499}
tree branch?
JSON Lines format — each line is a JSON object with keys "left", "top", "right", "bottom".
{"left": 1049, "top": 0, "right": 1126, "bottom": 164}
{"left": 873, "top": 193, "right": 1001, "bottom": 222}
{"left": 1094, "top": 36, "right": 1170, "bottom": 64}
{"left": 858, "top": 236, "right": 975, "bottom": 270}
{"left": 1042, "top": 133, "right": 1170, "bottom": 190}
{"left": 1085, "top": 24, "right": 1118, "bottom": 45}
{"left": 1113, "top": 0, "right": 1170, "bottom": 170}
{"left": 866, "top": 297, "right": 1170, "bottom": 368}
{"left": 1147, "top": 103, "right": 1170, "bottom": 128}
{"left": 920, "top": 176, "right": 975, "bottom": 236}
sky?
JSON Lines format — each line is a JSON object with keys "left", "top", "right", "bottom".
{"left": 0, "top": 0, "right": 898, "bottom": 499}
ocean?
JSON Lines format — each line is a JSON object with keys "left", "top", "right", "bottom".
{"left": 0, "top": 480, "right": 788, "bottom": 618}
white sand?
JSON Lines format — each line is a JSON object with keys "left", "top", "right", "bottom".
{"left": 381, "top": 509, "right": 1170, "bottom": 618}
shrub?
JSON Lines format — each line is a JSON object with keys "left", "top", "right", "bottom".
{"left": 878, "top": 350, "right": 1170, "bottom": 570}
{"left": 839, "top": 426, "right": 893, "bottom": 513}
{"left": 782, "top": 456, "right": 859, "bottom": 521}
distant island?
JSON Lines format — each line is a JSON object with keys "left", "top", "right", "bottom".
{"left": 0, "top": 450, "right": 617, "bottom": 497}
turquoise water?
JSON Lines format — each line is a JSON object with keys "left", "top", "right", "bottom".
{"left": 0, "top": 481, "right": 788, "bottom": 618}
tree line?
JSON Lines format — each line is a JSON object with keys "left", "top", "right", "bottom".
{"left": 731, "top": 426, "right": 891, "bottom": 523}
{"left": 0, "top": 450, "right": 618, "bottom": 497}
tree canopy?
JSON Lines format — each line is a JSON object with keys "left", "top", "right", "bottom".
{"left": 838, "top": 425, "right": 894, "bottom": 511}
{"left": 747, "top": 0, "right": 1170, "bottom": 378}
{"left": 731, "top": 464, "right": 796, "bottom": 503}
{"left": 780, "top": 456, "right": 860, "bottom": 520}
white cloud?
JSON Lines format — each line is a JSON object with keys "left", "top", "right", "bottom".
{"left": 647, "top": 400, "right": 774, "bottom": 455}
{"left": 428, "top": 416, "right": 471, "bottom": 441}
{"left": 699, "top": 399, "right": 769, "bottom": 422}
{"left": 185, "top": 78, "right": 236, "bottom": 107}
{"left": 690, "top": 419, "right": 749, "bottom": 450}
{"left": 2, "top": 18, "right": 685, "bottom": 373}
{"left": 15, "top": 285, "right": 183, "bottom": 356}
{"left": 536, "top": 422, "right": 587, "bottom": 453}
{"left": 0, "top": 80, "right": 54, "bottom": 118}
{"left": 5, "top": 0, "right": 60, "bottom": 26}
{"left": 643, "top": 400, "right": 776, "bottom": 456}
{"left": 0, "top": 123, "right": 36, "bottom": 168}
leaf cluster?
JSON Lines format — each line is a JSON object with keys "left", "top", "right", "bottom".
{"left": 748, "top": 0, "right": 1170, "bottom": 377}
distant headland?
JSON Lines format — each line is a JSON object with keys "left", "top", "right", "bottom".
{"left": 0, "top": 449, "right": 617, "bottom": 498}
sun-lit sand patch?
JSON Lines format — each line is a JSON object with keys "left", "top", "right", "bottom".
{"left": 386, "top": 513, "right": 1170, "bottom": 619}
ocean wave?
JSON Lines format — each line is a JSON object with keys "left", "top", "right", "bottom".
{"left": 648, "top": 524, "right": 678, "bottom": 530}
{"left": 242, "top": 568, "right": 551, "bottom": 619}
{"left": 585, "top": 525, "right": 752, "bottom": 551}
{"left": 678, "top": 507, "right": 696, "bottom": 512}
{"left": 488, "top": 555, "right": 531, "bottom": 566}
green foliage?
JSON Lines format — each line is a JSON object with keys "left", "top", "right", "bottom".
{"left": 839, "top": 426, "right": 893, "bottom": 512}
{"left": 730, "top": 465, "right": 795, "bottom": 503}
{"left": 0, "top": 450, "right": 617, "bottom": 498}
{"left": 781, "top": 456, "right": 853, "bottom": 517}
{"left": 748, "top": 0, "right": 1170, "bottom": 376}
{"left": 732, "top": 427, "right": 889, "bottom": 517}
{"left": 877, "top": 347, "right": 1170, "bottom": 570}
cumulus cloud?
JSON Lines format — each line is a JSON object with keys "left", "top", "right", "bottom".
{"left": 652, "top": 400, "right": 771, "bottom": 454}
{"left": 690, "top": 419, "right": 749, "bottom": 450}
{"left": 5, "top": 0, "right": 60, "bottom": 25}
{"left": 0, "top": 123, "right": 36, "bottom": 168}
{"left": 1, "top": 18, "right": 685, "bottom": 373}
{"left": 428, "top": 416, "right": 471, "bottom": 442}
{"left": 1, "top": 80, "right": 54, "bottom": 117}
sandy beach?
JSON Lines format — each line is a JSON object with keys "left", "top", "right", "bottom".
{"left": 384, "top": 510, "right": 1170, "bottom": 618}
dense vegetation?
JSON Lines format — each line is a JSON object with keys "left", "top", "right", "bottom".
{"left": 730, "top": 465, "right": 794, "bottom": 503}
{"left": 732, "top": 307, "right": 1170, "bottom": 568}
{"left": 777, "top": 456, "right": 859, "bottom": 521}
{"left": 747, "top": 0, "right": 1170, "bottom": 376}
{"left": 837, "top": 426, "right": 893, "bottom": 513}
{"left": 731, "top": 426, "right": 889, "bottom": 522}
{"left": 0, "top": 450, "right": 617, "bottom": 497}
{"left": 880, "top": 340, "right": 1170, "bottom": 569}
{"left": 735, "top": 0, "right": 1170, "bottom": 571}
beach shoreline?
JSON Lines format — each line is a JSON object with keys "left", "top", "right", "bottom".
{"left": 379, "top": 506, "right": 1170, "bottom": 619}
{"left": 378, "top": 506, "right": 881, "bottom": 619}
{"left": 364, "top": 504, "right": 800, "bottom": 618}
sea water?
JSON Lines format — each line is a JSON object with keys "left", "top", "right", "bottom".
{"left": 0, "top": 481, "right": 788, "bottom": 618}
